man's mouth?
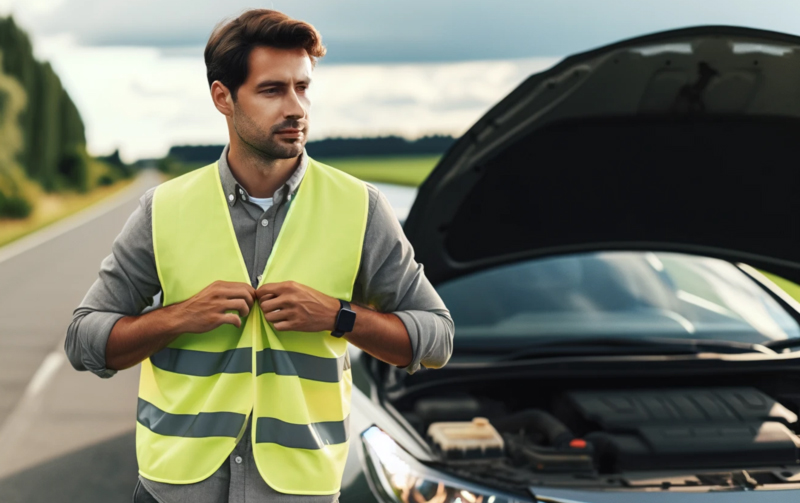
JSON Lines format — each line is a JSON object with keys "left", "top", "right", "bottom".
{"left": 275, "top": 128, "right": 303, "bottom": 138}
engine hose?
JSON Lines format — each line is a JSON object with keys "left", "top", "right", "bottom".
{"left": 492, "top": 409, "right": 574, "bottom": 447}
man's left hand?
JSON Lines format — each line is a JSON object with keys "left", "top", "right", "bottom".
{"left": 258, "top": 281, "right": 413, "bottom": 367}
{"left": 256, "top": 281, "right": 340, "bottom": 332}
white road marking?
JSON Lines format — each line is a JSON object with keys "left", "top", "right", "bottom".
{"left": 0, "top": 170, "right": 160, "bottom": 476}
{"left": 26, "top": 352, "right": 65, "bottom": 398}
{"left": 0, "top": 347, "right": 66, "bottom": 476}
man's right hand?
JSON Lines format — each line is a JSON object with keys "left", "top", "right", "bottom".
{"left": 105, "top": 280, "right": 256, "bottom": 371}
{"left": 171, "top": 280, "right": 257, "bottom": 333}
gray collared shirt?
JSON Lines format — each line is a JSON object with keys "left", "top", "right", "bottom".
{"left": 65, "top": 145, "right": 454, "bottom": 503}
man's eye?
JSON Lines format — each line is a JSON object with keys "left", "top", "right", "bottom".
{"left": 297, "top": 86, "right": 308, "bottom": 92}
{"left": 263, "top": 88, "right": 279, "bottom": 94}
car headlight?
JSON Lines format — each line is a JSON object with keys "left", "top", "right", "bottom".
{"left": 361, "top": 425, "right": 529, "bottom": 503}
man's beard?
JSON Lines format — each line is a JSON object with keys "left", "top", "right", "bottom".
{"left": 232, "top": 105, "right": 306, "bottom": 160}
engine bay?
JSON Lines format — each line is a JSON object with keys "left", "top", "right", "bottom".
{"left": 391, "top": 373, "right": 800, "bottom": 492}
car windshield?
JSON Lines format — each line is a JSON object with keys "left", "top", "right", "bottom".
{"left": 436, "top": 251, "right": 800, "bottom": 345}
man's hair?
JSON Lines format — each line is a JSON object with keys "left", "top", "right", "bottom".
{"left": 204, "top": 9, "right": 326, "bottom": 99}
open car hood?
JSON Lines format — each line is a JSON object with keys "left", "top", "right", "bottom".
{"left": 404, "top": 26, "right": 800, "bottom": 286}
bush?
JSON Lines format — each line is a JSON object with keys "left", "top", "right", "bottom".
{"left": 97, "top": 148, "right": 133, "bottom": 179}
{"left": 156, "top": 156, "right": 202, "bottom": 178}
{"left": 0, "top": 192, "right": 31, "bottom": 218}
{"left": 156, "top": 156, "right": 177, "bottom": 174}
{"left": 97, "top": 174, "right": 115, "bottom": 186}
{"left": 56, "top": 147, "right": 89, "bottom": 192}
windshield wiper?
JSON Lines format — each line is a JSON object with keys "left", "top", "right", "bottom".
{"left": 499, "top": 336, "right": 775, "bottom": 362}
{"left": 763, "top": 338, "right": 800, "bottom": 352}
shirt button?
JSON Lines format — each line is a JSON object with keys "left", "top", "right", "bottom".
{"left": 228, "top": 194, "right": 234, "bottom": 202}
{"left": 234, "top": 456, "right": 243, "bottom": 464}
{"left": 261, "top": 219, "right": 269, "bottom": 227}
{"left": 238, "top": 188, "right": 244, "bottom": 195}
{"left": 288, "top": 194, "right": 292, "bottom": 201}
{"left": 242, "top": 195, "right": 247, "bottom": 201}
{"left": 257, "top": 274, "right": 263, "bottom": 282}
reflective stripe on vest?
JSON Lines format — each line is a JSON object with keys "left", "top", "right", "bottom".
{"left": 138, "top": 158, "right": 368, "bottom": 493}
{"left": 149, "top": 347, "right": 350, "bottom": 380}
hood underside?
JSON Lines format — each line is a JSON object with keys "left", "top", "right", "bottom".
{"left": 404, "top": 26, "right": 800, "bottom": 286}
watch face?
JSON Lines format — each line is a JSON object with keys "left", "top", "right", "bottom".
{"left": 337, "top": 309, "right": 356, "bottom": 333}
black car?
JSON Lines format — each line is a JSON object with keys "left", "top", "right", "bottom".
{"left": 340, "top": 25, "right": 800, "bottom": 502}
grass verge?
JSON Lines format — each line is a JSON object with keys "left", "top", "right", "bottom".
{"left": 158, "top": 154, "right": 442, "bottom": 187}
{"left": 0, "top": 178, "right": 137, "bottom": 249}
{"left": 319, "top": 155, "right": 440, "bottom": 187}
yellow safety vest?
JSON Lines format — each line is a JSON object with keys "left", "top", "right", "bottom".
{"left": 136, "top": 158, "right": 368, "bottom": 495}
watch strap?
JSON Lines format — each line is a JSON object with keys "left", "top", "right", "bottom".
{"left": 331, "top": 299, "right": 353, "bottom": 337}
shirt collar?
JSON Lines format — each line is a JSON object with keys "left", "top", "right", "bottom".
{"left": 218, "top": 143, "right": 308, "bottom": 208}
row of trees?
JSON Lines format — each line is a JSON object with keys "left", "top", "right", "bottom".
{"left": 0, "top": 16, "right": 126, "bottom": 218}
{"left": 165, "top": 135, "right": 457, "bottom": 165}
{"left": 304, "top": 135, "right": 455, "bottom": 158}
{"left": 0, "top": 46, "right": 29, "bottom": 217}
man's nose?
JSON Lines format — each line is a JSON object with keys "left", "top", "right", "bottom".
{"left": 284, "top": 88, "right": 306, "bottom": 119}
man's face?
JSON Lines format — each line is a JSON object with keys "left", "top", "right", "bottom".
{"left": 231, "top": 46, "right": 312, "bottom": 159}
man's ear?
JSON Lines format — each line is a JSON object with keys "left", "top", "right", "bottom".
{"left": 210, "top": 81, "right": 234, "bottom": 116}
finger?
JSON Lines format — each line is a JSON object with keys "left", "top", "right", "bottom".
{"left": 223, "top": 284, "right": 257, "bottom": 306}
{"left": 255, "top": 290, "right": 278, "bottom": 302}
{"left": 259, "top": 296, "right": 288, "bottom": 313}
{"left": 273, "top": 320, "right": 293, "bottom": 331}
{"left": 264, "top": 309, "right": 291, "bottom": 323}
{"left": 258, "top": 281, "right": 291, "bottom": 297}
{"left": 256, "top": 283, "right": 277, "bottom": 297}
{"left": 218, "top": 313, "right": 242, "bottom": 329}
{"left": 211, "top": 280, "right": 248, "bottom": 292}
{"left": 223, "top": 298, "right": 250, "bottom": 318}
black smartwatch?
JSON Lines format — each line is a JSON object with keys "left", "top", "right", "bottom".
{"left": 331, "top": 299, "right": 356, "bottom": 337}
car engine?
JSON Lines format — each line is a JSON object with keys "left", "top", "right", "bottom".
{"left": 557, "top": 388, "right": 798, "bottom": 471}
{"left": 399, "top": 385, "right": 800, "bottom": 491}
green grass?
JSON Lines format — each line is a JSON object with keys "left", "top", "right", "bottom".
{"left": 319, "top": 155, "right": 441, "bottom": 187}
{"left": 0, "top": 177, "right": 137, "bottom": 249}
{"left": 161, "top": 154, "right": 443, "bottom": 187}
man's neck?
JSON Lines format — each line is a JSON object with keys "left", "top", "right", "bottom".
{"left": 227, "top": 141, "right": 300, "bottom": 198}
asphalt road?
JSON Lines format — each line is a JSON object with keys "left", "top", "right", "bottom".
{"left": 0, "top": 170, "right": 417, "bottom": 503}
{"left": 0, "top": 170, "right": 161, "bottom": 502}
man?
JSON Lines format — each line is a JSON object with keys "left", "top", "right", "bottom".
{"left": 65, "top": 9, "right": 453, "bottom": 503}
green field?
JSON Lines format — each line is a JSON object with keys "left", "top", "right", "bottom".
{"left": 162, "top": 154, "right": 442, "bottom": 188}
{"left": 319, "top": 155, "right": 441, "bottom": 187}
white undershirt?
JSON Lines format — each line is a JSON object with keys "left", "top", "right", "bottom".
{"left": 247, "top": 195, "right": 274, "bottom": 212}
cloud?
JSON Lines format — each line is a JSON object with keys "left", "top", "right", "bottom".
{"left": 7, "top": 0, "right": 800, "bottom": 161}
{"left": 309, "top": 58, "right": 560, "bottom": 140}
{"left": 6, "top": 0, "right": 800, "bottom": 63}
{"left": 37, "top": 41, "right": 219, "bottom": 161}
{"left": 37, "top": 32, "right": 558, "bottom": 162}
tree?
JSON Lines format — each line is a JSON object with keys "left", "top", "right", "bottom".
{"left": 0, "top": 15, "right": 89, "bottom": 191}
{"left": 0, "top": 16, "right": 37, "bottom": 176}
{"left": 0, "top": 50, "right": 32, "bottom": 217}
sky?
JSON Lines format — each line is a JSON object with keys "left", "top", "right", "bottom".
{"left": 2, "top": 0, "right": 800, "bottom": 161}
